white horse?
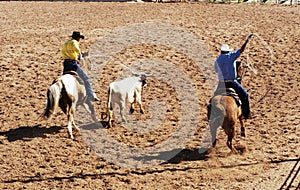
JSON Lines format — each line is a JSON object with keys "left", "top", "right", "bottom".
{"left": 41, "top": 54, "right": 97, "bottom": 139}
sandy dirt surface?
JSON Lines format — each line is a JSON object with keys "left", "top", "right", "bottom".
{"left": 0, "top": 1, "right": 299, "bottom": 189}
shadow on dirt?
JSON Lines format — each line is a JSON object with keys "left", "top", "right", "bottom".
{"left": 134, "top": 148, "right": 210, "bottom": 164}
{"left": 80, "top": 121, "right": 107, "bottom": 130}
{"left": 0, "top": 124, "right": 63, "bottom": 142}
{"left": 2, "top": 156, "right": 298, "bottom": 184}
{"left": 130, "top": 147, "right": 210, "bottom": 167}
{"left": 166, "top": 148, "right": 210, "bottom": 164}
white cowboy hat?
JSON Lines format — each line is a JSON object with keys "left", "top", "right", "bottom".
{"left": 220, "top": 44, "right": 233, "bottom": 52}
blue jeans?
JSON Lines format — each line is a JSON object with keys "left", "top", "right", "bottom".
{"left": 216, "top": 80, "right": 250, "bottom": 118}
{"left": 63, "top": 60, "right": 94, "bottom": 98}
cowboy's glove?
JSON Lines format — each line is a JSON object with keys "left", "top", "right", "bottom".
{"left": 247, "top": 33, "right": 254, "bottom": 40}
{"left": 78, "top": 54, "right": 83, "bottom": 60}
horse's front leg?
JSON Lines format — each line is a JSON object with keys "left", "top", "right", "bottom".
{"left": 83, "top": 101, "right": 98, "bottom": 122}
{"left": 72, "top": 119, "right": 80, "bottom": 132}
{"left": 226, "top": 123, "right": 238, "bottom": 154}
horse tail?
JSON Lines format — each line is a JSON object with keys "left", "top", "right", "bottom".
{"left": 41, "top": 80, "right": 62, "bottom": 119}
{"left": 214, "top": 103, "right": 225, "bottom": 117}
{"left": 211, "top": 97, "right": 226, "bottom": 119}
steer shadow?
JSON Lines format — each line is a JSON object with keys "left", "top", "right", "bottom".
{"left": 0, "top": 124, "right": 63, "bottom": 142}
{"left": 80, "top": 121, "right": 107, "bottom": 130}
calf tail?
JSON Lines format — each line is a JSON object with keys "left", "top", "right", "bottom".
{"left": 107, "top": 87, "right": 113, "bottom": 113}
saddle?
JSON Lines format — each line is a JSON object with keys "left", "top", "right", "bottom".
{"left": 214, "top": 87, "right": 242, "bottom": 106}
{"left": 62, "top": 71, "right": 84, "bottom": 85}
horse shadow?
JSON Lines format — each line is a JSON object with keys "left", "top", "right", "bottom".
{"left": 0, "top": 124, "right": 63, "bottom": 142}
{"left": 166, "top": 147, "right": 210, "bottom": 164}
{"left": 133, "top": 147, "right": 210, "bottom": 165}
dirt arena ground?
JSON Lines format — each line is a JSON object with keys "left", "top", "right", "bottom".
{"left": 0, "top": 1, "right": 299, "bottom": 189}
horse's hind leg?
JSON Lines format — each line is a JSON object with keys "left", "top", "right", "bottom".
{"left": 67, "top": 114, "right": 74, "bottom": 140}
{"left": 71, "top": 105, "right": 80, "bottom": 132}
{"left": 83, "top": 101, "right": 97, "bottom": 122}
{"left": 67, "top": 105, "right": 79, "bottom": 140}
{"left": 239, "top": 117, "right": 245, "bottom": 137}
{"left": 209, "top": 120, "right": 218, "bottom": 147}
{"left": 227, "top": 137, "right": 236, "bottom": 153}
{"left": 227, "top": 127, "right": 237, "bottom": 153}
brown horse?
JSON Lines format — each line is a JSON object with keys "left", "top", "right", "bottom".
{"left": 207, "top": 60, "right": 246, "bottom": 153}
{"left": 208, "top": 95, "right": 245, "bottom": 153}
{"left": 41, "top": 53, "right": 97, "bottom": 139}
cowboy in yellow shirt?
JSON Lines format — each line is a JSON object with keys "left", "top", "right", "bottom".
{"left": 62, "top": 36, "right": 81, "bottom": 61}
{"left": 61, "top": 31, "right": 99, "bottom": 102}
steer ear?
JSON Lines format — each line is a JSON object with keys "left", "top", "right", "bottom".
{"left": 139, "top": 73, "right": 147, "bottom": 87}
{"left": 140, "top": 73, "right": 147, "bottom": 80}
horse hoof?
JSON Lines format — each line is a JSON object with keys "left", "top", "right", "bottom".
{"left": 130, "top": 108, "right": 134, "bottom": 114}
{"left": 212, "top": 140, "right": 217, "bottom": 147}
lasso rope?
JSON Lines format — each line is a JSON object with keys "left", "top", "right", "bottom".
{"left": 245, "top": 33, "right": 275, "bottom": 75}
{"left": 89, "top": 54, "right": 140, "bottom": 76}
{"left": 244, "top": 33, "right": 275, "bottom": 107}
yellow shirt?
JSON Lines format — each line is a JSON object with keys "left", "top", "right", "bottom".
{"left": 61, "top": 39, "right": 81, "bottom": 60}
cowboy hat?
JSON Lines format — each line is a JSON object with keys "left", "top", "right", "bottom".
{"left": 71, "top": 31, "right": 85, "bottom": 39}
{"left": 220, "top": 44, "right": 233, "bottom": 52}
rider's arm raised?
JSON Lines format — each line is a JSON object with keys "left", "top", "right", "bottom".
{"left": 240, "top": 34, "right": 253, "bottom": 53}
